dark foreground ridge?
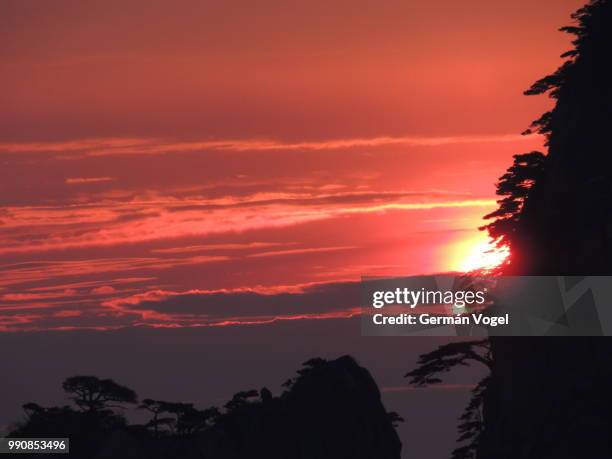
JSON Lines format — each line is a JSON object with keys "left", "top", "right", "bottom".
{"left": 9, "top": 356, "right": 402, "bottom": 459}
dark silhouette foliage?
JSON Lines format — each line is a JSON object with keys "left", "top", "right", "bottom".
{"left": 138, "top": 399, "right": 176, "bottom": 437}
{"left": 489, "top": 0, "right": 612, "bottom": 274}
{"left": 10, "top": 356, "right": 401, "bottom": 459}
{"left": 63, "top": 376, "right": 137, "bottom": 412}
{"left": 224, "top": 389, "right": 259, "bottom": 412}
{"left": 450, "top": 376, "right": 490, "bottom": 459}
{"left": 414, "top": 2, "right": 612, "bottom": 458}
{"left": 480, "top": 152, "right": 545, "bottom": 258}
{"left": 387, "top": 411, "right": 405, "bottom": 428}
{"left": 405, "top": 339, "right": 491, "bottom": 387}
{"left": 405, "top": 340, "right": 491, "bottom": 459}
{"left": 138, "top": 399, "right": 219, "bottom": 437}
{"left": 11, "top": 402, "right": 129, "bottom": 458}
{"left": 523, "top": 0, "right": 612, "bottom": 141}
{"left": 477, "top": 4, "right": 612, "bottom": 459}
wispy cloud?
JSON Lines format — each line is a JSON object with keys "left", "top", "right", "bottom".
{"left": 0, "top": 134, "right": 536, "bottom": 157}
{"left": 246, "top": 246, "right": 358, "bottom": 258}
{"left": 151, "top": 242, "right": 291, "bottom": 254}
{"left": 25, "top": 277, "right": 157, "bottom": 292}
{"left": 0, "top": 188, "right": 494, "bottom": 254}
{"left": 0, "top": 256, "right": 229, "bottom": 288}
{"left": 102, "top": 281, "right": 362, "bottom": 328}
{"left": 0, "top": 280, "right": 363, "bottom": 332}
{"left": 65, "top": 177, "right": 114, "bottom": 185}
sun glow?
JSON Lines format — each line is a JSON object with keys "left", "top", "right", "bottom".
{"left": 448, "top": 233, "right": 509, "bottom": 273}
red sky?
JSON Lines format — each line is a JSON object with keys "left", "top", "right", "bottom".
{"left": 0, "top": 0, "right": 584, "bottom": 331}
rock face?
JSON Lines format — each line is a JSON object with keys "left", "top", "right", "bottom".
{"left": 198, "top": 355, "right": 402, "bottom": 459}
{"left": 280, "top": 355, "right": 401, "bottom": 459}
{"left": 478, "top": 337, "right": 612, "bottom": 459}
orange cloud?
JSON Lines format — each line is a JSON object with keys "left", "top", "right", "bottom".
{"left": 90, "top": 285, "right": 117, "bottom": 295}
{"left": 0, "top": 191, "right": 494, "bottom": 255}
{"left": 151, "top": 242, "right": 291, "bottom": 254}
{"left": 0, "top": 256, "right": 229, "bottom": 288}
{"left": 247, "top": 246, "right": 358, "bottom": 258}
{"left": 65, "top": 177, "right": 114, "bottom": 185}
{"left": 0, "top": 134, "right": 536, "bottom": 157}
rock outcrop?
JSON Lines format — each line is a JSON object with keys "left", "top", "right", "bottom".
{"left": 196, "top": 355, "right": 402, "bottom": 459}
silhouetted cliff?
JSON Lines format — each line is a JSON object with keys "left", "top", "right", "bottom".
{"left": 477, "top": 1, "right": 612, "bottom": 458}
{"left": 198, "top": 355, "right": 401, "bottom": 459}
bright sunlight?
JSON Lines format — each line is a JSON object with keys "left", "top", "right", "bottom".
{"left": 448, "top": 233, "right": 509, "bottom": 273}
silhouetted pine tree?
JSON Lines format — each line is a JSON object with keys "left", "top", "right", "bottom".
{"left": 495, "top": 0, "right": 612, "bottom": 275}
{"left": 405, "top": 340, "right": 491, "bottom": 459}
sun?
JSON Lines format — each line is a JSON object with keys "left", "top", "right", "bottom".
{"left": 448, "top": 233, "right": 509, "bottom": 273}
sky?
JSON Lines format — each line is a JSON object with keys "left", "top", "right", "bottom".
{"left": 0, "top": 0, "right": 585, "bottom": 456}
{"left": 0, "top": 0, "right": 583, "bottom": 332}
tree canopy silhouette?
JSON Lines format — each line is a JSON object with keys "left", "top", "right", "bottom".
{"left": 62, "top": 376, "right": 137, "bottom": 412}
{"left": 480, "top": 151, "right": 545, "bottom": 265}
{"left": 484, "top": 0, "right": 612, "bottom": 274}
{"left": 405, "top": 340, "right": 491, "bottom": 459}
{"left": 11, "top": 356, "right": 402, "bottom": 459}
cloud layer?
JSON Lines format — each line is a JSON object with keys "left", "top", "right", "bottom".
{"left": 0, "top": 131, "right": 535, "bottom": 331}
